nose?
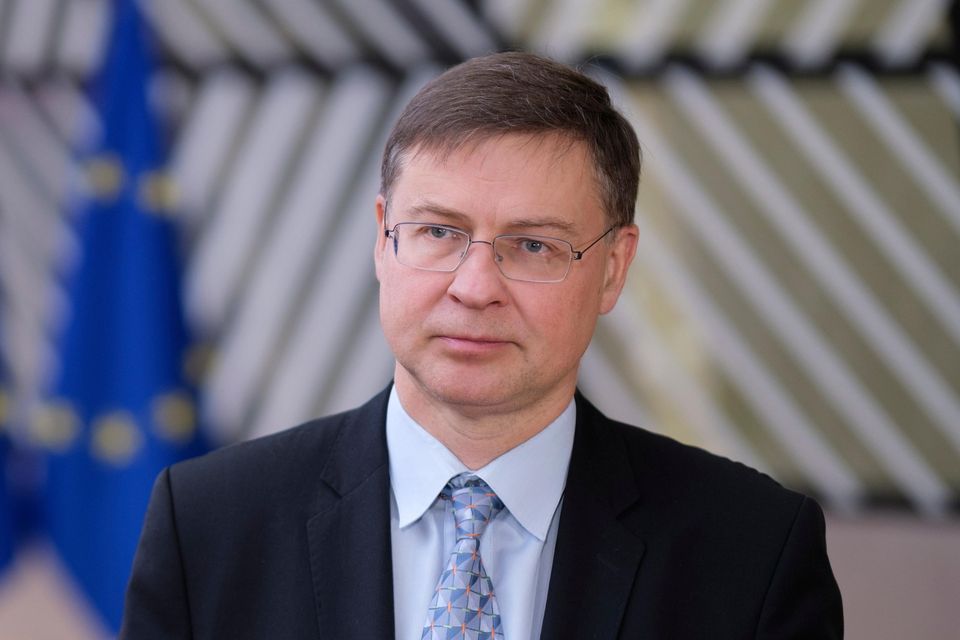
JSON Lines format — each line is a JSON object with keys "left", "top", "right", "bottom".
{"left": 446, "top": 240, "right": 507, "bottom": 308}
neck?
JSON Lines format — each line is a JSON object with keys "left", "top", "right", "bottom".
{"left": 393, "top": 371, "right": 575, "bottom": 469}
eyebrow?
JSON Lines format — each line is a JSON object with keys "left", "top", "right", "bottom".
{"left": 502, "top": 218, "right": 577, "bottom": 235}
{"left": 404, "top": 200, "right": 579, "bottom": 235}
{"left": 406, "top": 202, "right": 470, "bottom": 224}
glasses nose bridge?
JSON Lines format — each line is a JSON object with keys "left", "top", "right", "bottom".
{"left": 456, "top": 237, "right": 502, "bottom": 271}
{"left": 461, "top": 237, "right": 495, "bottom": 257}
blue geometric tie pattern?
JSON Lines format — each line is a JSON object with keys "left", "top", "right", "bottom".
{"left": 422, "top": 474, "right": 504, "bottom": 640}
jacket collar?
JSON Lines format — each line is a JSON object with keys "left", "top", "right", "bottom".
{"left": 306, "top": 385, "right": 396, "bottom": 639}
{"left": 305, "top": 386, "right": 647, "bottom": 639}
{"left": 539, "top": 391, "right": 647, "bottom": 638}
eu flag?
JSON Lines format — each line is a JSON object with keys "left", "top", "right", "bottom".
{"left": 0, "top": 356, "right": 13, "bottom": 573}
{"left": 36, "top": 0, "right": 207, "bottom": 630}
{"left": 0, "top": 439, "right": 11, "bottom": 575}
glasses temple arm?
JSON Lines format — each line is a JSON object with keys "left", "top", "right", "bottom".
{"left": 571, "top": 226, "right": 616, "bottom": 260}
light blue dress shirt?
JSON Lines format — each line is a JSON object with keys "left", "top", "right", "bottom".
{"left": 386, "top": 386, "right": 575, "bottom": 640}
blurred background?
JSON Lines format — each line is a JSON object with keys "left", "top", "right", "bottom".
{"left": 0, "top": 0, "right": 958, "bottom": 638}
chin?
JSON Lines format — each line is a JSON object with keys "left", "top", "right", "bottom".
{"left": 408, "top": 368, "right": 522, "bottom": 410}
{"left": 427, "top": 380, "right": 512, "bottom": 408}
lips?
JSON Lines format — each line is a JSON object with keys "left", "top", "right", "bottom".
{"left": 439, "top": 334, "right": 509, "bottom": 343}
{"left": 435, "top": 334, "right": 513, "bottom": 354}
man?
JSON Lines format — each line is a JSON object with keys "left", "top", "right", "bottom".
{"left": 121, "top": 52, "right": 842, "bottom": 639}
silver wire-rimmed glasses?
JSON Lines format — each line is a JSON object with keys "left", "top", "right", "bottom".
{"left": 384, "top": 221, "right": 615, "bottom": 283}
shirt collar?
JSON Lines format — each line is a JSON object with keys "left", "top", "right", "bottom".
{"left": 386, "top": 385, "right": 575, "bottom": 541}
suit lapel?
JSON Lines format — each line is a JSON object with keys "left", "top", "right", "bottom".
{"left": 306, "top": 388, "right": 396, "bottom": 639}
{"left": 302, "top": 387, "right": 647, "bottom": 638}
{"left": 539, "top": 394, "right": 646, "bottom": 639}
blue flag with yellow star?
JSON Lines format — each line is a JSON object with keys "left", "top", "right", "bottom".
{"left": 0, "top": 442, "right": 11, "bottom": 576}
{"left": 39, "top": 0, "right": 208, "bottom": 630}
{"left": 0, "top": 346, "right": 13, "bottom": 573}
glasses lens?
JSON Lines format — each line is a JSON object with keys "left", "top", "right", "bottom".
{"left": 395, "top": 223, "right": 469, "bottom": 271}
{"left": 493, "top": 235, "right": 572, "bottom": 282}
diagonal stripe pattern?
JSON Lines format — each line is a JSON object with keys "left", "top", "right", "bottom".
{"left": 422, "top": 474, "right": 504, "bottom": 640}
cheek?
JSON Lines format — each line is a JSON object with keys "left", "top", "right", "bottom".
{"left": 520, "top": 288, "right": 595, "bottom": 344}
{"left": 378, "top": 271, "right": 412, "bottom": 334}
{"left": 548, "top": 282, "right": 603, "bottom": 341}
{"left": 378, "top": 268, "right": 444, "bottom": 330}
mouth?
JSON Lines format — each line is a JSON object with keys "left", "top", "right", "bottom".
{"left": 435, "top": 335, "right": 513, "bottom": 354}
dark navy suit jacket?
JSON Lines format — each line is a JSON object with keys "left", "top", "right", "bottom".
{"left": 121, "top": 386, "right": 842, "bottom": 638}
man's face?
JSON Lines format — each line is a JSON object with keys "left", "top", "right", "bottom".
{"left": 375, "top": 133, "right": 637, "bottom": 418}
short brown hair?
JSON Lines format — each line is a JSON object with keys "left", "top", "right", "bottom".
{"left": 380, "top": 51, "right": 641, "bottom": 227}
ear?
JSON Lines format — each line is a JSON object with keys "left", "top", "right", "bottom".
{"left": 599, "top": 223, "right": 638, "bottom": 315}
{"left": 374, "top": 195, "right": 388, "bottom": 282}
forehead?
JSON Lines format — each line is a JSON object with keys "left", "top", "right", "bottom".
{"left": 390, "top": 134, "right": 605, "bottom": 231}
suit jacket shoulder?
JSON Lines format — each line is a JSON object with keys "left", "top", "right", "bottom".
{"left": 539, "top": 393, "right": 843, "bottom": 639}
{"left": 168, "top": 397, "right": 380, "bottom": 519}
{"left": 609, "top": 409, "right": 805, "bottom": 524}
{"left": 121, "top": 388, "right": 395, "bottom": 640}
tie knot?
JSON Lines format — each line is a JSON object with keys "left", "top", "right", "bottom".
{"left": 443, "top": 474, "right": 503, "bottom": 541}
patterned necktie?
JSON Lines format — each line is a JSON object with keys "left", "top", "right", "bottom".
{"left": 422, "top": 474, "right": 504, "bottom": 640}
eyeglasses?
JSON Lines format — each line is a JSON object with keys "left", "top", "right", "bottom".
{"left": 384, "top": 222, "right": 615, "bottom": 283}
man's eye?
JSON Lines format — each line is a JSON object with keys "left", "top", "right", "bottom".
{"left": 517, "top": 237, "right": 563, "bottom": 255}
{"left": 521, "top": 239, "right": 545, "bottom": 253}
{"left": 426, "top": 226, "right": 451, "bottom": 239}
